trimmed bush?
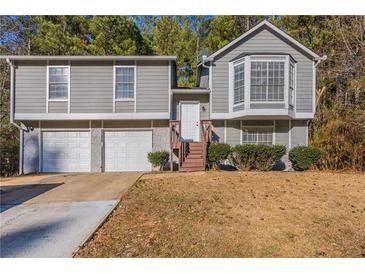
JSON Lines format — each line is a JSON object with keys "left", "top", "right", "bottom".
{"left": 208, "top": 142, "right": 231, "bottom": 169}
{"left": 255, "top": 144, "right": 286, "bottom": 171}
{"left": 147, "top": 151, "right": 169, "bottom": 171}
{"left": 230, "top": 144, "right": 286, "bottom": 171}
{"left": 230, "top": 144, "right": 257, "bottom": 170}
{"left": 289, "top": 146, "right": 321, "bottom": 171}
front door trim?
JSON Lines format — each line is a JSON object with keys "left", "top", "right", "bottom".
{"left": 179, "top": 100, "right": 200, "bottom": 142}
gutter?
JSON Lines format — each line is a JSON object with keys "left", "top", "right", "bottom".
{"left": 6, "top": 58, "right": 26, "bottom": 174}
{"left": 201, "top": 56, "right": 213, "bottom": 69}
{"left": 315, "top": 55, "right": 327, "bottom": 67}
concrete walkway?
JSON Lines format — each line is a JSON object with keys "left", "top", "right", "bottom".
{"left": 0, "top": 173, "right": 142, "bottom": 258}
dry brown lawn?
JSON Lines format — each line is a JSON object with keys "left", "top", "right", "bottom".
{"left": 75, "top": 171, "right": 365, "bottom": 258}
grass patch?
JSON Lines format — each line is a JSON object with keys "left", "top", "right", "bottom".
{"left": 75, "top": 171, "right": 365, "bottom": 258}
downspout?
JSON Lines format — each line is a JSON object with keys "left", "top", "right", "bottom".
{"left": 6, "top": 58, "right": 26, "bottom": 175}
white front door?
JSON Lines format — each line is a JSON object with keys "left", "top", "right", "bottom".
{"left": 104, "top": 131, "right": 152, "bottom": 172}
{"left": 180, "top": 102, "right": 200, "bottom": 142}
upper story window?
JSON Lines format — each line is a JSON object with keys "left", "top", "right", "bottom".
{"left": 48, "top": 66, "right": 69, "bottom": 100}
{"left": 234, "top": 61, "right": 245, "bottom": 105}
{"left": 289, "top": 60, "right": 295, "bottom": 106}
{"left": 114, "top": 66, "right": 135, "bottom": 100}
{"left": 230, "top": 55, "right": 295, "bottom": 108}
{"left": 250, "top": 61, "right": 285, "bottom": 102}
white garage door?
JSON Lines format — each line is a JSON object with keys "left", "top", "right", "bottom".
{"left": 104, "top": 131, "right": 152, "bottom": 172}
{"left": 42, "top": 131, "right": 91, "bottom": 172}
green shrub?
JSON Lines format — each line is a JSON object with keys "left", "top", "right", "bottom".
{"left": 230, "top": 144, "right": 286, "bottom": 171}
{"left": 230, "top": 144, "right": 257, "bottom": 170}
{"left": 208, "top": 142, "right": 231, "bottom": 169}
{"left": 255, "top": 144, "right": 286, "bottom": 171}
{"left": 289, "top": 146, "right": 321, "bottom": 171}
{"left": 147, "top": 151, "right": 169, "bottom": 171}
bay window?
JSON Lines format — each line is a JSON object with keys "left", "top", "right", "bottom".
{"left": 289, "top": 60, "right": 295, "bottom": 106}
{"left": 230, "top": 55, "right": 296, "bottom": 109}
{"left": 233, "top": 61, "right": 245, "bottom": 105}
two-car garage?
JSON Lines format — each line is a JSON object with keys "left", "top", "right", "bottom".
{"left": 41, "top": 130, "right": 152, "bottom": 172}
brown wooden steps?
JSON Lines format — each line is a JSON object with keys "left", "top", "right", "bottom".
{"left": 179, "top": 142, "right": 206, "bottom": 172}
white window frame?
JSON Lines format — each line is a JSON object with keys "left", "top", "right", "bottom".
{"left": 233, "top": 58, "right": 245, "bottom": 107}
{"left": 113, "top": 65, "right": 136, "bottom": 102}
{"left": 240, "top": 124, "right": 274, "bottom": 145}
{"left": 47, "top": 65, "right": 70, "bottom": 102}
{"left": 289, "top": 58, "right": 296, "bottom": 108}
{"left": 229, "top": 55, "right": 296, "bottom": 113}
{"left": 249, "top": 57, "right": 286, "bottom": 104}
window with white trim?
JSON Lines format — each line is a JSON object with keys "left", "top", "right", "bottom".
{"left": 115, "top": 66, "right": 135, "bottom": 100}
{"left": 233, "top": 62, "right": 245, "bottom": 104}
{"left": 289, "top": 60, "right": 295, "bottom": 106}
{"left": 242, "top": 127, "right": 273, "bottom": 145}
{"left": 48, "top": 66, "right": 69, "bottom": 100}
{"left": 250, "top": 61, "right": 285, "bottom": 102}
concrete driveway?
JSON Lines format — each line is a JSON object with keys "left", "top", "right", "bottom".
{"left": 0, "top": 172, "right": 142, "bottom": 258}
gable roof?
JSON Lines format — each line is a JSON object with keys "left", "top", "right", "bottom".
{"left": 205, "top": 20, "right": 320, "bottom": 62}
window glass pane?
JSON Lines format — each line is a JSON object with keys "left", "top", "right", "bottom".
{"left": 251, "top": 60, "right": 285, "bottom": 102}
{"left": 48, "top": 67, "right": 69, "bottom": 99}
{"left": 234, "top": 63, "right": 244, "bottom": 104}
{"left": 115, "top": 67, "right": 135, "bottom": 99}
{"left": 242, "top": 127, "right": 273, "bottom": 145}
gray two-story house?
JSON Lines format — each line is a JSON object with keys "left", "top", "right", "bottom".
{"left": 3, "top": 20, "right": 323, "bottom": 174}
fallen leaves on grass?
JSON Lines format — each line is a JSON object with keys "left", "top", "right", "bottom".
{"left": 75, "top": 171, "right": 365, "bottom": 258}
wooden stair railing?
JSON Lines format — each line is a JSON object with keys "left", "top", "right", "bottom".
{"left": 200, "top": 120, "right": 213, "bottom": 169}
{"left": 169, "top": 119, "right": 212, "bottom": 172}
{"left": 169, "top": 120, "right": 181, "bottom": 171}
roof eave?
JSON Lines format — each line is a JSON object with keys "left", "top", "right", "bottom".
{"left": 0, "top": 55, "right": 178, "bottom": 61}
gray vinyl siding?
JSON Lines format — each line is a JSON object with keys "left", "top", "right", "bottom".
{"left": 291, "top": 120, "right": 308, "bottom": 146}
{"left": 212, "top": 27, "right": 314, "bottom": 113}
{"left": 199, "top": 66, "right": 209, "bottom": 88}
{"left": 136, "top": 61, "right": 169, "bottom": 113}
{"left": 243, "top": 120, "right": 273, "bottom": 126}
{"left": 233, "top": 104, "right": 245, "bottom": 111}
{"left": 212, "top": 120, "right": 225, "bottom": 142}
{"left": 103, "top": 120, "right": 151, "bottom": 128}
{"left": 226, "top": 120, "right": 241, "bottom": 145}
{"left": 250, "top": 103, "right": 285, "bottom": 109}
{"left": 275, "top": 120, "right": 289, "bottom": 147}
{"left": 70, "top": 61, "right": 113, "bottom": 113}
{"left": 115, "top": 101, "right": 134, "bottom": 112}
{"left": 172, "top": 94, "right": 210, "bottom": 120}
{"left": 14, "top": 61, "right": 47, "bottom": 113}
{"left": 48, "top": 101, "right": 68, "bottom": 113}
{"left": 41, "top": 120, "right": 90, "bottom": 128}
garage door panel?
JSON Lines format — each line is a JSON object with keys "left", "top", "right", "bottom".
{"left": 42, "top": 131, "right": 91, "bottom": 172}
{"left": 104, "top": 131, "right": 152, "bottom": 172}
